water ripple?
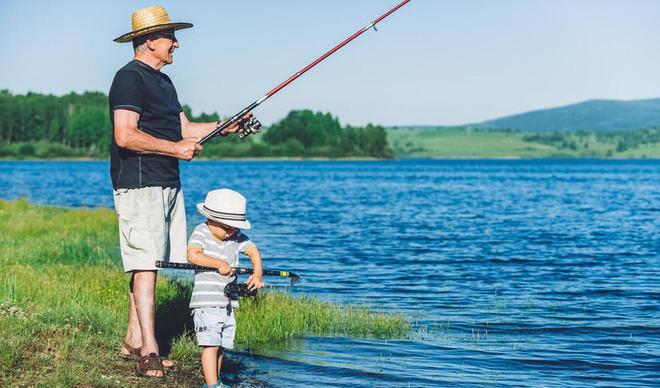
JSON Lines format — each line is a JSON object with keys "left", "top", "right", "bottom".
{"left": 1, "top": 159, "right": 658, "bottom": 387}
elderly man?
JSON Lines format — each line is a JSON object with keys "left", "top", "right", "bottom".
{"left": 110, "top": 5, "right": 253, "bottom": 377}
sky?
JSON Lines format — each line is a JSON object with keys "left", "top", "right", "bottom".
{"left": 1, "top": 0, "right": 659, "bottom": 127}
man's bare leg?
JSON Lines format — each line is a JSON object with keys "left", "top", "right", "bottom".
{"left": 121, "top": 273, "right": 143, "bottom": 356}
{"left": 125, "top": 272, "right": 174, "bottom": 368}
{"left": 133, "top": 270, "right": 163, "bottom": 377}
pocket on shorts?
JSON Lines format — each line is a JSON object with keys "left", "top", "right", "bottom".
{"left": 193, "top": 308, "right": 227, "bottom": 333}
{"left": 119, "top": 215, "right": 152, "bottom": 251}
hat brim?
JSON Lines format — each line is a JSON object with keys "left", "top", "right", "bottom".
{"left": 196, "top": 203, "right": 251, "bottom": 230}
{"left": 114, "top": 22, "right": 193, "bottom": 43}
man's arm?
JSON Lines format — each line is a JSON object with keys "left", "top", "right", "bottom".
{"left": 244, "top": 246, "right": 264, "bottom": 291}
{"left": 179, "top": 112, "right": 216, "bottom": 139}
{"left": 114, "top": 109, "right": 200, "bottom": 160}
{"left": 187, "top": 246, "right": 233, "bottom": 276}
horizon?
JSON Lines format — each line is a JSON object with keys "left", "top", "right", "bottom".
{"left": 1, "top": 1, "right": 660, "bottom": 127}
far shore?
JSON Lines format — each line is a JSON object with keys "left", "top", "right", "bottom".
{"left": 1, "top": 156, "right": 659, "bottom": 162}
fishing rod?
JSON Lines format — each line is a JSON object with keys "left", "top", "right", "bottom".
{"left": 200, "top": 0, "right": 411, "bottom": 144}
{"left": 155, "top": 260, "right": 302, "bottom": 284}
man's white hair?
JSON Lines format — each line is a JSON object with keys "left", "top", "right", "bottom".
{"left": 134, "top": 42, "right": 148, "bottom": 54}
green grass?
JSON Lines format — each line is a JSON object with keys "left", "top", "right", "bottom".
{"left": 0, "top": 199, "right": 410, "bottom": 385}
{"left": 387, "top": 127, "right": 660, "bottom": 158}
{"left": 617, "top": 143, "right": 660, "bottom": 158}
{"left": 388, "top": 127, "right": 556, "bottom": 158}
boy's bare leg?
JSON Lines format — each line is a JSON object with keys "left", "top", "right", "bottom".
{"left": 202, "top": 346, "right": 220, "bottom": 385}
{"left": 121, "top": 274, "right": 143, "bottom": 355}
{"left": 133, "top": 270, "right": 163, "bottom": 377}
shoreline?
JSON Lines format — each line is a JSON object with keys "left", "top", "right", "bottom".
{"left": 0, "top": 200, "right": 410, "bottom": 385}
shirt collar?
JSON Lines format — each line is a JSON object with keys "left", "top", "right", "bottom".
{"left": 132, "top": 59, "right": 162, "bottom": 74}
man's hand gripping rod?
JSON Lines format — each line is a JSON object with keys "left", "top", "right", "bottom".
{"left": 198, "top": 0, "right": 411, "bottom": 145}
{"left": 155, "top": 260, "right": 301, "bottom": 284}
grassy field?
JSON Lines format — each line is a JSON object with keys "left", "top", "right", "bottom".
{"left": 618, "top": 143, "right": 660, "bottom": 158}
{"left": 0, "top": 199, "right": 409, "bottom": 386}
{"left": 387, "top": 127, "right": 660, "bottom": 158}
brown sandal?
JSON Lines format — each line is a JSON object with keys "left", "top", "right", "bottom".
{"left": 123, "top": 343, "right": 174, "bottom": 370}
{"left": 120, "top": 341, "right": 141, "bottom": 361}
{"left": 136, "top": 353, "right": 165, "bottom": 377}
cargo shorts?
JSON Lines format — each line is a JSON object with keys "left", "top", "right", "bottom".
{"left": 112, "top": 186, "right": 187, "bottom": 272}
{"left": 192, "top": 307, "right": 236, "bottom": 349}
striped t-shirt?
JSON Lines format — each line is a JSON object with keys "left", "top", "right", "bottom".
{"left": 188, "top": 222, "right": 256, "bottom": 309}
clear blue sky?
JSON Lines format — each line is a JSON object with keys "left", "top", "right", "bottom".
{"left": 1, "top": 0, "right": 659, "bottom": 126}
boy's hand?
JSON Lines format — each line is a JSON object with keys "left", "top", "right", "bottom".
{"left": 245, "top": 274, "right": 264, "bottom": 291}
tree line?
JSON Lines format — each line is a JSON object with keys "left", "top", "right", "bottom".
{"left": 0, "top": 90, "right": 392, "bottom": 159}
{"left": 522, "top": 128, "right": 660, "bottom": 155}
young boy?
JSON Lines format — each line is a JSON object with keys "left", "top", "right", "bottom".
{"left": 187, "top": 189, "right": 264, "bottom": 388}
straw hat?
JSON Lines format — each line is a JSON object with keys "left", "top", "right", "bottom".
{"left": 114, "top": 5, "right": 192, "bottom": 43}
{"left": 197, "top": 189, "right": 252, "bottom": 230}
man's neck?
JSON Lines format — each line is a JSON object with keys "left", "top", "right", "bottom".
{"left": 133, "top": 53, "right": 165, "bottom": 71}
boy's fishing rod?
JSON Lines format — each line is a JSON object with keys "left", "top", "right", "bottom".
{"left": 155, "top": 260, "right": 301, "bottom": 283}
{"left": 200, "top": 0, "right": 411, "bottom": 144}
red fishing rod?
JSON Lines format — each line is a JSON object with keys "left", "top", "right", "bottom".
{"left": 200, "top": 0, "right": 411, "bottom": 144}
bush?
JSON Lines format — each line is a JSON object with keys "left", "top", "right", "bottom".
{"left": 281, "top": 138, "right": 304, "bottom": 155}
{"left": 18, "top": 143, "right": 35, "bottom": 156}
{"left": 0, "top": 144, "right": 14, "bottom": 157}
{"left": 34, "top": 141, "right": 79, "bottom": 158}
{"left": 202, "top": 140, "right": 254, "bottom": 158}
{"left": 249, "top": 142, "right": 270, "bottom": 157}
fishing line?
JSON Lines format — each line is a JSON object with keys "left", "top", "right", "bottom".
{"left": 200, "top": 0, "right": 411, "bottom": 143}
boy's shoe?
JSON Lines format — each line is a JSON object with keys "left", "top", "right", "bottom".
{"left": 202, "top": 383, "right": 225, "bottom": 388}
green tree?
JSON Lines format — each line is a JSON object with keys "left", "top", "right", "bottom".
{"left": 68, "top": 106, "right": 110, "bottom": 149}
{"left": 0, "top": 90, "right": 395, "bottom": 159}
{"left": 265, "top": 110, "right": 342, "bottom": 148}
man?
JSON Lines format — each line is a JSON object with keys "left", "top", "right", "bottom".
{"left": 110, "top": 5, "right": 254, "bottom": 377}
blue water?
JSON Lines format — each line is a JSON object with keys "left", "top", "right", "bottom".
{"left": 1, "top": 159, "right": 659, "bottom": 387}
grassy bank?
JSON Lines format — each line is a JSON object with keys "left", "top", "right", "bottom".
{"left": 0, "top": 200, "right": 409, "bottom": 386}
{"left": 387, "top": 127, "right": 660, "bottom": 158}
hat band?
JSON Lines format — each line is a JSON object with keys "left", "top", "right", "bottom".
{"left": 203, "top": 205, "right": 246, "bottom": 221}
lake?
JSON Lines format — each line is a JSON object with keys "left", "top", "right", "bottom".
{"left": 1, "top": 159, "right": 658, "bottom": 387}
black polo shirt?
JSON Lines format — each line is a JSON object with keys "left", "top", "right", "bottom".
{"left": 108, "top": 60, "right": 183, "bottom": 189}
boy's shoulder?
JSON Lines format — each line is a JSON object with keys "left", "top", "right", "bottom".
{"left": 190, "top": 222, "right": 210, "bottom": 237}
{"left": 192, "top": 222, "right": 209, "bottom": 232}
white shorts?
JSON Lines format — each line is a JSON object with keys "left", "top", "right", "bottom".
{"left": 113, "top": 186, "right": 187, "bottom": 272}
{"left": 192, "top": 307, "right": 236, "bottom": 349}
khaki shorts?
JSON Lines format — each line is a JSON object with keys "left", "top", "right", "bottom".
{"left": 192, "top": 307, "right": 236, "bottom": 349}
{"left": 113, "top": 186, "right": 187, "bottom": 272}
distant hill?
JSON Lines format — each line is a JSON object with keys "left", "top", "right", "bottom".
{"left": 470, "top": 98, "right": 660, "bottom": 132}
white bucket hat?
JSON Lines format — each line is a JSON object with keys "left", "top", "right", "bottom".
{"left": 196, "top": 189, "right": 251, "bottom": 229}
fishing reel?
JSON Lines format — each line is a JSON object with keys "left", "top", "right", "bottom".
{"left": 214, "top": 116, "right": 261, "bottom": 139}
{"left": 238, "top": 116, "right": 262, "bottom": 139}
{"left": 224, "top": 281, "right": 258, "bottom": 300}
